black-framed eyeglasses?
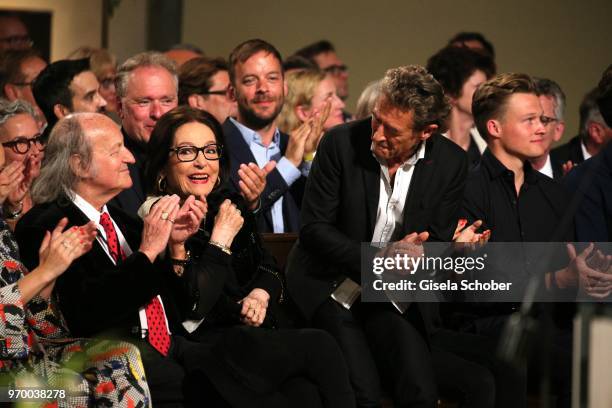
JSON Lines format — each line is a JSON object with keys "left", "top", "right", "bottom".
{"left": 201, "top": 88, "right": 228, "bottom": 96}
{"left": 10, "top": 80, "right": 34, "bottom": 88}
{"left": 323, "top": 64, "right": 348, "bottom": 75}
{"left": 2, "top": 135, "right": 45, "bottom": 154}
{"left": 169, "top": 143, "right": 222, "bottom": 162}
{"left": 0, "top": 35, "right": 33, "bottom": 48}
{"left": 541, "top": 115, "right": 560, "bottom": 126}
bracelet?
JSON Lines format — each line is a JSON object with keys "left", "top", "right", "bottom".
{"left": 170, "top": 250, "right": 191, "bottom": 266}
{"left": 303, "top": 151, "right": 315, "bottom": 162}
{"left": 209, "top": 240, "right": 232, "bottom": 255}
{"left": 5, "top": 200, "right": 23, "bottom": 220}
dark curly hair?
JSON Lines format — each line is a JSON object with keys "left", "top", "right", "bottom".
{"left": 380, "top": 65, "right": 451, "bottom": 132}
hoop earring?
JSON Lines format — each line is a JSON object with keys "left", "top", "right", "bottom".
{"left": 214, "top": 176, "right": 221, "bottom": 188}
{"left": 157, "top": 175, "right": 167, "bottom": 193}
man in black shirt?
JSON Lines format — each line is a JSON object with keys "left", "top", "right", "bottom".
{"left": 460, "top": 72, "right": 604, "bottom": 408}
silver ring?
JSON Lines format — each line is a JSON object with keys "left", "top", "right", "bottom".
{"left": 161, "top": 211, "right": 169, "bottom": 220}
{"left": 61, "top": 241, "right": 70, "bottom": 249}
{"left": 167, "top": 218, "right": 175, "bottom": 224}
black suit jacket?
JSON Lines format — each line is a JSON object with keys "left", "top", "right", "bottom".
{"left": 110, "top": 130, "right": 147, "bottom": 215}
{"left": 15, "top": 198, "right": 185, "bottom": 339}
{"left": 563, "top": 142, "right": 612, "bottom": 242}
{"left": 222, "top": 119, "right": 304, "bottom": 233}
{"left": 551, "top": 135, "right": 585, "bottom": 170}
{"left": 286, "top": 118, "right": 468, "bottom": 322}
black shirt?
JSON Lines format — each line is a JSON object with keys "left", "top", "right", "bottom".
{"left": 461, "top": 149, "right": 573, "bottom": 243}
{"left": 455, "top": 149, "right": 576, "bottom": 316}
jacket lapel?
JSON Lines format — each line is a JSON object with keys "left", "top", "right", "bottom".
{"left": 57, "top": 199, "right": 114, "bottom": 267}
{"left": 223, "top": 119, "right": 259, "bottom": 169}
{"left": 403, "top": 137, "right": 436, "bottom": 225}
{"left": 354, "top": 121, "right": 380, "bottom": 235}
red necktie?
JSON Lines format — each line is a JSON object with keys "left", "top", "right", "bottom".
{"left": 99, "top": 212, "right": 170, "bottom": 356}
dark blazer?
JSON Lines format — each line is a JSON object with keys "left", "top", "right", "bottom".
{"left": 286, "top": 118, "right": 468, "bottom": 323}
{"left": 110, "top": 130, "right": 147, "bottom": 215}
{"left": 222, "top": 119, "right": 304, "bottom": 233}
{"left": 563, "top": 142, "right": 612, "bottom": 242}
{"left": 551, "top": 135, "right": 585, "bottom": 170}
{"left": 15, "top": 198, "right": 185, "bottom": 339}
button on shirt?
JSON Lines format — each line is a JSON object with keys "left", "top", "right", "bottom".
{"left": 461, "top": 149, "right": 570, "bottom": 243}
{"left": 230, "top": 118, "right": 311, "bottom": 233}
{"left": 71, "top": 193, "right": 171, "bottom": 338}
{"left": 372, "top": 142, "right": 426, "bottom": 244}
{"left": 331, "top": 142, "right": 425, "bottom": 312}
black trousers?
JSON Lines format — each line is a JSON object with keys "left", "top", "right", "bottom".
{"left": 431, "top": 328, "right": 527, "bottom": 408}
{"left": 313, "top": 299, "right": 437, "bottom": 408}
{"left": 138, "top": 335, "right": 220, "bottom": 407}
{"left": 186, "top": 326, "right": 355, "bottom": 408}
{"left": 464, "top": 315, "right": 572, "bottom": 408}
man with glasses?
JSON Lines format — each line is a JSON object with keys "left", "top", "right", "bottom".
{"left": 0, "top": 12, "right": 32, "bottom": 51}
{"left": 178, "top": 56, "right": 237, "bottom": 124}
{"left": 0, "top": 49, "right": 47, "bottom": 127}
{"left": 294, "top": 40, "right": 351, "bottom": 120}
{"left": 33, "top": 58, "right": 107, "bottom": 140}
{"left": 0, "top": 99, "right": 44, "bottom": 226}
{"left": 528, "top": 77, "right": 567, "bottom": 178}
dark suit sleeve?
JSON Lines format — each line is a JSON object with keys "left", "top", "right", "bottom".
{"left": 300, "top": 130, "right": 361, "bottom": 276}
{"left": 16, "top": 220, "right": 166, "bottom": 337}
{"left": 428, "top": 152, "right": 469, "bottom": 242}
{"left": 182, "top": 244, "right": 232, "bottom": 320}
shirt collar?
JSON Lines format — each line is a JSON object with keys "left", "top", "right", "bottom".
{"left": 371, "top": 141, "right": 426, "bottom": 168}
{"left": 71, "top": 192, "right": 110, "bottom": 224}
{"left": 230, "top": 117, "right": 280, "bottom": 147}
{"left": 481, "top": 149, "right": 539, "bottom": 184}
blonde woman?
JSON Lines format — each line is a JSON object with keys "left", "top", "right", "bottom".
{"left": 277, "top": 69, "right": 343, "bottom": 155}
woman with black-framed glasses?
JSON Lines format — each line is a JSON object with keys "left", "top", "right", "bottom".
{"left": 139, "top": 106, "right": 355, "bottom": 408}
{"left": 0, "top": 99, "right": 44, "bottom": 229}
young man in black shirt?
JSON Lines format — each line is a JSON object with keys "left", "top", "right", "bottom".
{"left": 459, "top": 72, "right": 606, "bottom": 408}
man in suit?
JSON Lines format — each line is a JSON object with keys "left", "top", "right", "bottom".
{"left": 552, "top": 87, "right": 612, "bottom": 172}
{"left": 287, "top": 65, "right": 478, "bottom": 407}
{"left": 564, "top": 64, "right": 612, "bottom": 243}
{"left": 224, "top": 39, "right": 316, "bottom": 233}
{"left": 527, "top": 77, "right": 566, "bottom": 179}
{"left": 15, "top": 112, "right": 217, "bottom": 406}
{"left": 110, "top": 52, "right": 178, "bottom": 214}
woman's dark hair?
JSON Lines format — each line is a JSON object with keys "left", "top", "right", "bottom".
{"left": 144, "top": 105, "right": 229, "bottom": 196}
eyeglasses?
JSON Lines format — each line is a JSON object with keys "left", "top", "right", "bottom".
{"left": 541, "top": 115, "right": 560, "bottom": 126}
{"left": 201, "top": 88, "right": 228, "bottom": 96}
{"left": 169, "top": 143, "right": 222, "bottom": 162}
{"left": 323, "top": 64, "right": 348, "bottom": 75}
{"left": 2, "top": 135, "right": 45, "bottom": 154}
{"left": 100, "top": 77, "right": 116, "bottom": 90}
{"left": 0, "top": 35, "right": 33, "bottom": 48}
{"left": 10, "top": 80, "right": 34, "bottom": 88}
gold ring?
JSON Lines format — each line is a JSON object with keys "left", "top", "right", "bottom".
{"left": 161, "top": 211, "right": 169, "bottom": 220}
{"left": 61, "top": 241, "right": 70, "bottom": 249}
